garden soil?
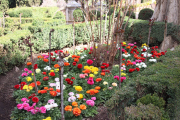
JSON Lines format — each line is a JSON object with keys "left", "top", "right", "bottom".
{"left": 0, "top": 45, "right": 110, "bottom": 120}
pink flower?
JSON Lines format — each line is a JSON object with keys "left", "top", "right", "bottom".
{"left": 23, "top": 103, "right": 30, "bottom": 111}
{"left": 114, "top": 75, "right": 119, "bottom": 80}
{"left": 21, "top": 72, "right": 28, "bottom": 77}
{"left": 121, "top": 67, "right": 126, "bottom": 70}
{"left": 122, "top": 48, "right": 125, "bottom": 52}
{"left": 32, "top": 103, "right": 36, "bottom": 107}
{"left": 84, "top": 73, "right": 88, "bottom": 76}
{"left": 87, "top": 77, "right": 94, "bottom": 85}
{"left": 128, "top": 43, "right": 134, "bottom": 46}
{"left": 86, "top": 100, "right": 95, "bottom": 107}
{"left": 27, "top": 106, "right": 34, "bottom": 112}
{"left": 132, "top": 62, "right": 136, "bottom": 65}
{"left": 30, "top": 108, "right": 38, "bottom": 114}
{"left": 135, "top": 60, "right": 142, "bottom": 63}
{"left": 24, "top": 68, "right": 29, "bottom": 72}
{"left": 121, "top": 77, "right": 126, "bottom": 82}
{"left": 39, "top": 106, "right": 46, "bottom": 113}
{"left": 28, "top": 70, "right": 32, "bottom": 74}
{"left": 108, "top": 87, "right": 113, "bottom": 89}
{"left": 83, "top": 99, "right": 86, "bottom": 101}
{"left": 17, "top": 104, "right": 23, "bottom": 109}
{"left": 87, "top": 59, "right": 93, "bottom": 65}
{"left": 91, "top": 97, "right": 96, "bottom": 101}
{"left": 79, "top": 74, "right": 85, "bottom": 78}
{"left": 21, "top": 98, "right": 29, "bottom": 103}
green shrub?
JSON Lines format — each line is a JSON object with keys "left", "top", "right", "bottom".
{"left": 138, "top": 8, "right": 154, "bottom": 20}
{"left": 8, "top": 8, "right": 33, "bottom": 18}
{"left": 126, "top": 11, "right": 135, "bottom": 19}
{"left": 0, "top": 27, "right": 3, "bottom": 37}
{"left": 32, "top": 18, "right": 44, "bottom": 26}
{"left": 53, "top": 11, "right": 65, "bottom": 20}
{"left": 89, "top": 10, "right": 100, "bottom": 20}
{"left": 136, "top": 93, "right": 165, "bottom": 109}
{"left": 73, "top": 8, "right": 84, "bottom": 22}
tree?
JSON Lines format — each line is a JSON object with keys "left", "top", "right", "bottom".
{"left": 0, "top": 0, "right": 9, "bottom": 12}
{"left": 151, "top": 0, "right": 180, "bottom": 25}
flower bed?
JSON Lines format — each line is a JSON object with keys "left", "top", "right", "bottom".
{"left": 10, "top": 42, "right": 166, "bottom": 120}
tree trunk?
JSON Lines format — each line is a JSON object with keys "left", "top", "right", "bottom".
{"left": 151, "top": 0, "right": 179, "bottom": 25}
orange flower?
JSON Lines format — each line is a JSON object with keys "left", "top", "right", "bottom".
{"left": 73, "top": 107, "right": 81, "bottom": 116}
{"left": 121, "top": 63, "right": 125, "bottom": 66}
{"left": 95, "top": 86, "right": 101, "bottom": 90}
{"left": 75, "top": 56, "right": 80, "bottom": 59}
{"left": 37, "top": 56, "right": 43, "bottom": 59}
{"left": 83, "top": 69, "right": 90, "bottom": 74}
{"left": 65, "top": 105, "right": 72, "bottom": 112}
{"left": 38, "top": 90, "right": 41, "bottom": 94}
{"left": 72, "top": 101, "right": 78, "bottom": 107}
{"left": 72, "top": 55, "right": 76, "bottom": 58}
{"left": 36, "top": 81, "right": 41, "bottom": 86}
{"left": 86, "top": 89, "right": 99, "bottom": 95}
{"left": 27, "top": 62, "right": 32, "bottom": 66}
{"left": 43, "top": 59, "right": 49, "bottom": 62}
{"left": 54, "top": 64, "right": 60, "bottom": 68}
{"left": 64, "top": 62, "right": 70, "bottom": 66}
{"left": 74, "top": 58, "right": 79, "bottom": 62}
{"left": 56, "top": 89, "right": 60, "bottom": 93}
{"left": 29, "top": 83, "right": 35, "bottom": 87}
{"left": 96, "top": 78, "right": 102, "bottom": 82}
{"left": 50, "top": 91, "right": 57, "bottom": 97}
{"left": 101, "top": 72, "right": 105, "bottom": 76}
{"left": 44, "top": 87, "right": 48, "bottom": 90}
{"left": 80, "top": 104, "right": 86, "bottom": 110}
{"left": 41, "top": 90, "right": 47, "bottom": 94}
{"left": 94, "top": 90, "right": 99, "bottom": 94}
{"left": 49, "top": 88, "right": 54, "bottom": 91}
{"left": 126, "top": 46, "right": 131, "bottom": 49}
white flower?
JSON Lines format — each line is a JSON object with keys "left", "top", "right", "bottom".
{"left": 63, "top": 58, "right": 68, "bottom": 62}
{"left": 68, "top": 96, "right": 76, "bottom": 102}
{"left": 63, "top": 74, "right": 67, "bottom": 78}
{"left": 122, "top": 53, "right": 131, "bottom": 58}
{"left": 69, "top": 92, "right": 74, "bottom": 96}
{"left": 44, "top": 66, "right": 51, "bottom": 71}
{"left": 149, "top": 59, "right": 157, "bottom": 62}
{"left": 112, "top": 83, "right": 117, "bottom": 87}
{"left": 142, "top": 52, "right": 152, "bottom": 57}
{"left": 63, "top": 84, "right": 66, "bottom": 90}
{"left": 103, "top": 81, "right": 108, "bottom": 85}
{"left": 35, "top": 68, "right": 41, "bottom": 73}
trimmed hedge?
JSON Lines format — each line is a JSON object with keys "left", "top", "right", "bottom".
{"left": 0, "top": 30, "right": 31, "bottom": 74}
{"left": 8, "top": 8, "right": 33, "bottom": 18}
{"left": 138, "top": 8, "right": 154, "bottom": 20}
{"left": 73, "top": 8, "right": 85, "bottom": 22}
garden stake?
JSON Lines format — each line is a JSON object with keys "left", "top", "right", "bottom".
{"left": 58, "top": 52, "right": 65, "bottom": 120}
{"left": 49, "top": 29, "right": 54, "bottom": 67}
{"left": 145, "top": 19, "right": 155, "bottom": 64}
{"left": 119, "top": 43, "right": 122, "bottom": 89}
{"left": 24, "top": 37, "right": 38, "bottom": 93}
{"left": 73, "top": 22, "right": 75, "bottom": 55}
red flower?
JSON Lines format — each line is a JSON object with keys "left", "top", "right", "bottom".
{"left": 105, "top": 70, "right": 110, "bottom": 73}
{"left": 52, "top": 58, "right": 56, "bottom": 61}
{"left": 48, "top": 52, "right": 53, "bottom": 56}
{"left": 65, "top": 78, "right": 71, "bottom": 82}
{"left": 77, "top": 64, "right": 83, "bottom": 69}
{"left": 89, "top": 52, "right": 92, "bottom": 54}
{"left": 155, "top": 46, "right": 158, "bottom": 49}
{"left": 28, "top": 96, "right": 33, "bottom": 99}
{"left": 50, "top": 72, "right": 55, "bottom": 76}
{"left": 105, "top": 64, "right": 109, "bottom": 68}
{"left": 72, "top": 62, "right": 76, "bottom": 66}
{"left": 141, "top": 54, "right": 144, "bottom": 57}
{"left": 101, "top": 70, "right": 106, "bottom": 72}
{"left": 122, "top": 58, "right": 125, "bottom": 61}
{"left": 136, "top": 51, "right": 139, "bottom": 54}
{"left": 20, "top": 82, "right": 27, "bottom": 86}
{"left": 42, "top": 72, "right": 46, "bottom": 75}
{"left": 130, "top": 51, "right": 134, "bottom": 54}
{"left": 34, "top": 64, "right": 38, "bottom": 70}
{"left": 102, "top": 63, "right": 107, "bottom": 66}
{"left": 14, "top": 84, "right": 20, "bottom": 89}
{"left": 32, "top": 97, "right": 39, "bottom": 103}
{"left": 101, "top": 66, "right": 105, "bottom": 69}
{"left": 71, "top": 77, "right": 75, "bottom": 80}
{"left": 142, "top": 48, "right": 146, "bottom": 52}
{"left": 161, "top": 52, "right": 165, "bottom": 55}
{"left": 141, "top": 58, "right": 145, "bottom": 62}
{"left": 136, "top": 67, "right": 140, "bottom": 71}
{"left": 43, "top": 76, "right": 49, "bottom": 81}
{"left": 133, "top": 46, "right": 137, "bottom": 49}
{"left": 151, "top": 47, "right": 155, "bottom": 50}
{"left": 68, "top": 81, "right": 73, "bottom": 85}
{"left": 84, "top": 48, "right": 87, "bottom": 50}
{"left": 129, "top": 68, "right": 135, "bottom": 73}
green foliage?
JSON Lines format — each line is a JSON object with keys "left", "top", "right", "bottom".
{"left": 89, "top": 10, "right": 100, "bottom": 20}
{"left": 136, "top": 93, "right": 165, "bottom": 109}
{"left": 0, "top": 0, "right": 9, "bottom": 12}
{"left": 53, "top": 11, "right": 65, "bottom": 20}
{"left": 32, "top": 18, "right": 44, "bottom": 26}
{"left": 8, "top": 8, "right": 33, "bottom": 18}
{"left": 123, "top": 18, "right": 180, "bottom": 45}
{"left": 16, "top": 0, "right": 42, "bottom": 7}
{"left": 138, "top": 8, "right": 154, "bottom": 20}
{"left": 125, "top": 103, "right": 163, "bottom": 120}
{"left": 73, "top": 8, "right": 84, "bottom": 22}
{"left": 126, "top": 11, "right": 135, "bottom": 19}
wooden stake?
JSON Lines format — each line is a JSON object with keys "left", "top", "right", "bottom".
{"left": 73, "top": 22, "right": 75, "bottom": 55}
{"left": 119, "top": 43, "right": 122, "bottom": 88}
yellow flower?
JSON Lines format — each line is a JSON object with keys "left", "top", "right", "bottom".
{"left": 29, "top": 86, "right": 33, "bottom": 90}
{"left": 43, "top": 117, "right": 52, "bottom": 120}
{"left": 78, "top": 94, "right": 83, "bottom": 100}
{"left": 123, "top": 42, "right": 126, "bottom": 45}
{"left": 23, "top": 85, "right": 28, "bottom": 90}
{"left": 141, "top": 43, "right": 147, "bottom": 47}
{"left": 84, "top": 66, "right": 90, "bottom": 70}
{"left": 103, "top": 81, "right": 108, "bottom": 85}
{"left": 77, "top": 52, "right": 81, "bottom": 55}
{"left": 89, "top": 74, "right": 94, "bottom": 78}
{"left": 31, "top": 73, "right": 34, "bottom": 76}
{"left": 50, "top": 70, "right": 54, "bottom": 72}
{"left": 26, "top": 89, "right": 30, "bottom": 92}
{"left": 121, "top": 69, "right": 123, "bottom": 72}
{"left": 94, "top": 71, "right": 98, "bottom": 74}
{"left": 121, "top": 73, "right": 126, "bottom": 76}
{"left": 26, "top": 77, "right": 32, "bottom": 82}
{"left": 75, "top": 86, "right": 83, "bottom": 92}
{"left": 55, "top": 69, "right": 59, "bottom": 72}
{"left": 114, "top": 65, "right": 119, "bottom": 67}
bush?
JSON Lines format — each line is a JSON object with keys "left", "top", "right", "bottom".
{"left": 138, "top": 8, "right": 154, "bottom": 20}
{"left": 53, "top": 11, "right": 65, "bottom": 20}
{"left": 89, "top": 10, "right": 100, "bottom": 20}
{"left": 136, "top": 93, "right": 165, "bottom": 109}
{"left": 126, "top": 11, "right": 135, "bottom": 19}
{"left": 8, "top": 8, "right": 33, "bottom": 18}
{"left": 32, "top": 18, "right": 44, "bottom": 26}
{"left": 73, "top": 8, "right": 84, "bottom": 22}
